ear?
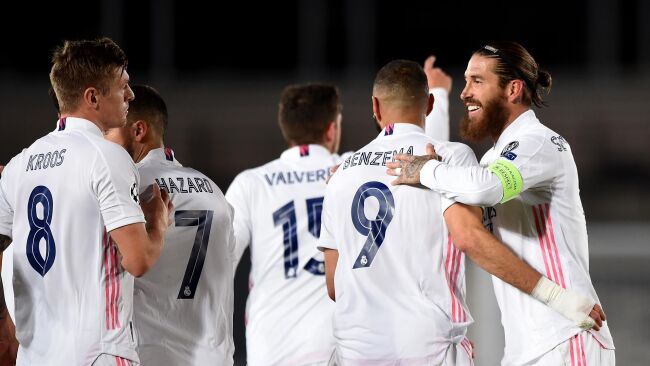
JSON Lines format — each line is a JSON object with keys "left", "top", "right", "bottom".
{"left": 508, "top": 80, "right": 525, "bottom": 104}
{"left": 324, "top": 120, "right": 337, "bottom": 144}
{"left": 372, "top": 96, "right": 382, "bottom": 126}
{"left": 83, "top": 87, "right": 99, "bottom": 109}
{"left": 426, "top": 93, "right": 434, "bottom": 116}
{"left": 132, "top": 120, "right": 149, "bottom": 143}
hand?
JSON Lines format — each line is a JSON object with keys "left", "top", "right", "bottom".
{"left": 588, "top": 303, "right": 606, "bottom": 331}
{"left": 139, "top": 183, "right": 173, "bottom": 230}
{"left": 326, "top": 164, "right": 341, "bottom": 184}
{"left": 424, "top": 56, "right": 452, "bottom": 93}
{"left": 0, "top": 311, "right": 17, "bottom": 366}
{"left": 386, "top": 143, "right": 439, "bottom": 185}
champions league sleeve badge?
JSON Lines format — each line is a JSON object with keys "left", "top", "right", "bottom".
{"left": 130, "top": 182, "right": 140, "bottom": 204}
{"left": 500, "top": 141, "right": 519, "bottom": 160}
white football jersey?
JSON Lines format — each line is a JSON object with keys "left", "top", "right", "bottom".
{"left": 132, "top": 148, "right": 235, "bottom": 365}
{"left": 318, "top": 123, "right": 477, "bottom": 364}
{"left": 0, "top": 117, "right": 145, "bottom": 366}
{"left": 225, "top": 144, "right": 341, "bottom": 366}
{"left": 477, "top": 111, "right": 614, "bottom": 365}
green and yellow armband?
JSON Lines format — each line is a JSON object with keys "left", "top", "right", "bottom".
{"left": 488, "top": 159, "right": 523, "bottom": 203}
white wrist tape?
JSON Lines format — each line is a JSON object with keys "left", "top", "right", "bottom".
{"left": 532, "top": 276, "right": 596, "bottom": 330}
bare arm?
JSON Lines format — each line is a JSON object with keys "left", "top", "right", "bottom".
{"left": 444, "top": 203, "right": 605, "bottom": 330}
{"left": 323, "top": 248, "right": 338, "bottom": 301}
{"left": 444, "top": 203, "right": 540, "bottom": 293}
{"left": 111, "top": 184, "right": 172, "bottom": 277}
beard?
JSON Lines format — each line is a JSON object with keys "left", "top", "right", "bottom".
{"left": 460, "top": 95, "right": 509, "bottom": 142}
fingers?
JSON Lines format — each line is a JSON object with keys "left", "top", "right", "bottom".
{"left": 426, "top": 143, "right": 435, "bottom": 156}
{"left": 596, "top": 303, "right": 606, "bottom": 321}
{"left": 151, "top": 182, "right": 161, "bottom": 199}
{"left": 424, "top": 55, "right": 436, "bottom": 69}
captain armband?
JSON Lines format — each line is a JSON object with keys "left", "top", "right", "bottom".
{"left": 488, "top": 159, "right": 523, "bottom": 203}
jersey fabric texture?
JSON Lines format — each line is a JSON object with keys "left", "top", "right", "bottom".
{"left": 0, "top": 117, "right": 145, "bottom": 366}
{"left": 478, "top": 110, "right": 615, "bottom": 364}
{"left": 225, "top": 144, "right": 341, "bottom": 366}
{"left": 318, "top": 123, "right": 477, "bottom": 365}
{"left": 133, "top": 148, "right": 235, "bottom": 365}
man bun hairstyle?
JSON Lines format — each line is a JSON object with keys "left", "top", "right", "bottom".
{"left": 475, "top": 41, "right": 552, "bottom": 108}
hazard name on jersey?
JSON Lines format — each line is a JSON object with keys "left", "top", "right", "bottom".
{"left": 26, "top": 149, "right": 67, "bottom": 171}
{"left": 155, "top": 176, "right": 214, "bottom": 194}
{"left": 263, "top": 168, "right": 330, "bottom": 186}
{"left": 342, "top": 145, "right": 414, "bottom": 170}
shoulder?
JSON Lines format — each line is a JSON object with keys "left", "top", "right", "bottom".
{"left": 433, "top": 141, "right": 478, "bottom": 166}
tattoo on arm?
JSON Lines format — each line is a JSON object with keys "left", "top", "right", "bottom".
{"left": 402, "top": 156, "right": 430, "bottom": 181}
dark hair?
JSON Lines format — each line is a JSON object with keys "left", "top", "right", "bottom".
{"left": 474, "top": 41, "right": 552, "bottom": 107}
{"left": 278, "top": 84, "right": 341, "bottom": 145}
{"left": 372, "top": 59, "right": 429, "bottom": 108}
{"left": 128, "top": 85, "right": 168, "bottom": 138}
{"left": 49, "top": 37, "right": 128, "bottom": 113}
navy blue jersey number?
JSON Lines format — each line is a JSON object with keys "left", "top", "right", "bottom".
{"left": 273, "top": 197, "right": 325, "bottom": 279}
{"left": 351, "top": 181, "right": 395, "bottom": 269}
{"left": 176, "top": 210, "right": 214, "bottom": 299}
{"left": 26, "top": 186, "right": 56, "bottom": 276}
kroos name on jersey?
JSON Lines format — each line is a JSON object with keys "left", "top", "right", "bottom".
{"left": 26, "top": 149, "right": 67, "bottom": 171}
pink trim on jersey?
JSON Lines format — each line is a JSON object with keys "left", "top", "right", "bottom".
{"left": 460, "top": 338, "right": 472, "bottom": 359}
{"left": 110, "top": 236, "right": 122, "bottom": 328}
{"left": 543, "top": 203, "right": 566, "bottom": 287}
{"left": 569, "top": 334, "right": 587, "bottom": 366}
{"left": 533, "top": 204, "right": 567, "bottom": 288}
{"left": 103, "top": 229, "right": 121, "bottom": 329}
{"left": 445, "top": 234, "right": 466, "bottom": 322}
{"left": 114, "top": 356, "right": 132, "bottom": 366}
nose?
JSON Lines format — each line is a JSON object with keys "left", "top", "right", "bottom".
{"left": 460, "top": 82, "right": 471, "bottom": 101}
{"left": 126, "top": 85, "right": 135, "bottom": 102}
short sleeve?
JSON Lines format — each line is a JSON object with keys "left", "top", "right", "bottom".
{"left": 225, "top": 172, "right": 253, "bottom": 266}
{"left": 317, "top": 183, "right": 338, "bottom": 251}
{"left": 92, "top": 147, "right": 145, "bottom": 232}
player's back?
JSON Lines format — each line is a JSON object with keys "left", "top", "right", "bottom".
{"left": 225, "top": 144, "right": 339, "bottom": 366}
{"left": 319, "top": 124, "right": 475, "bottom": 364}
{"left": 0, "top": 117, "right": 143, "bottom": 365}
{"left": 133, "top": 148, "right": 235, "bottom": 365}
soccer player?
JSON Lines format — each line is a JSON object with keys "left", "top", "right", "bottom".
{"left": 225, "top": 84, "right": 345, "bottom": 365}
{"left": 104, "top": 84, "right": 236, "bottom": 365}
{"left": 388, "top": 42, "right": 615, "bottom": 365}
{"left": 0, "top": 38, "right": 171, "bottom": 366}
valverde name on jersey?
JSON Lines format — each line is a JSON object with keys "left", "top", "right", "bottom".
{"left": 263, "top": 167, "right": 331, "bottom": 186}
{"left": 154, "top": 176, "right": 214, "bottom": 194}
{"left": 342, "top": 145, "right": 414, "bottom": 170}
{"left": 26, "top": 149, "right": 67, "bottom": 171}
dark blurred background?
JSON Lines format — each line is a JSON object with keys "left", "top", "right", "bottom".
{"left": 1, "top": 0, "right": 648, "bottom": 364}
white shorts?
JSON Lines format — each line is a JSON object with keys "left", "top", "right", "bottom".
{"left": 523, "top": 332, "right": 615, "bottom": 366}
{"left": 91, "top": 354, "right": 139, "bottom": 366}
{"left": 327, "top": 338, "right": 474, "bottom": 366}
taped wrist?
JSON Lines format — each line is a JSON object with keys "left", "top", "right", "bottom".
{"left": 532, "top": 276, "right": 596, "bottom": 330}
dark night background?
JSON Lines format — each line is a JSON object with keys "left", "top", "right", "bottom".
{"left": 1, "top": 0, "right": 648, "bottom": 364}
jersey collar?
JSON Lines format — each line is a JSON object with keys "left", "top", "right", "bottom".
{"left": 137, "top": 147, "right": 183, "bottom": 168}
{"left": 495, "top": 109, "right": 539, "bottom": 147}
{"left": 280, "top": 144, "right": 332, "bottom": 160}
{"left": 376, "top": 122, "right": 424, "bottom": 139}
{"left": 56, "top": 117, "right": 103, "bottom": 137}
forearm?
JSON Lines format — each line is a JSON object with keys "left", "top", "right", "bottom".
{"left": 0, "top": 235, "right": 11, "bottom": 317}
{"left": 463, "top": 226, "right": 541, "bottom": 294}
{"left": 420, "top": 160, "right": 503, "bottom": 206}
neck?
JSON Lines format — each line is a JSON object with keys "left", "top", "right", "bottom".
{"left": 133, "top": 141, "right": 164, "bottom": 163}
{"left": 494, "top": 105, "right": 529, "bottom": 142}
{"left": 60, "top": 111, "right": 104, "bottom": 131}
